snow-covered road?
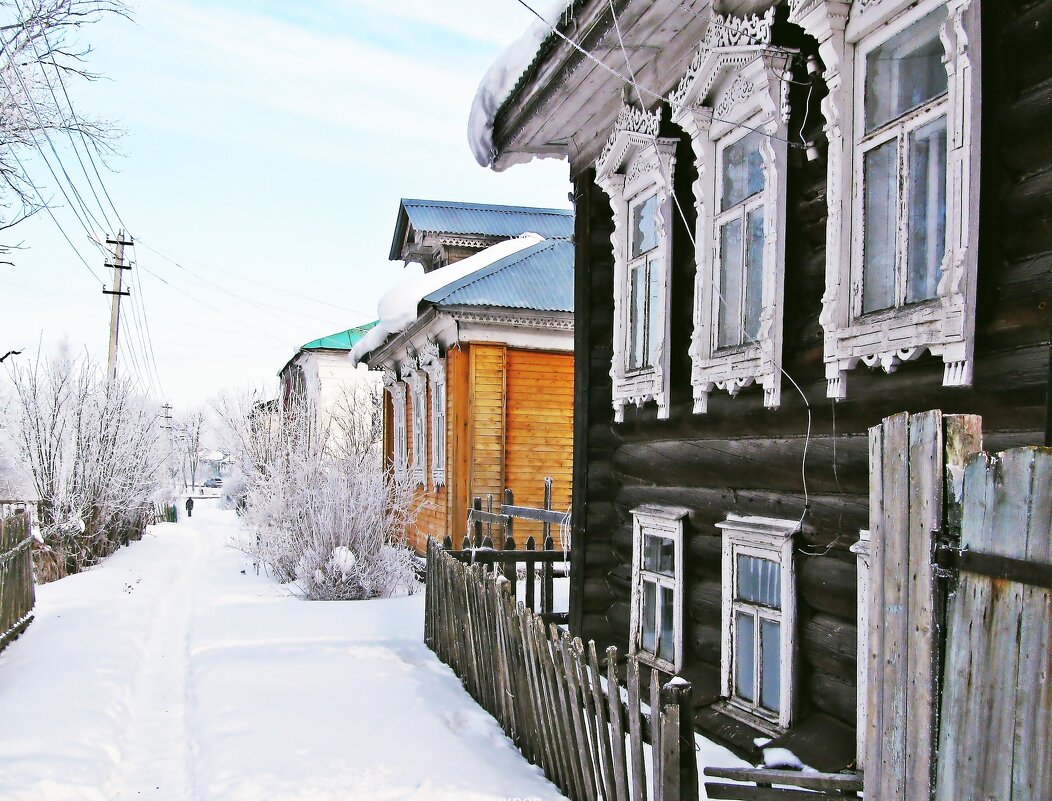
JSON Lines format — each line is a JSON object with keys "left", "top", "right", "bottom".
{"left": 0, "top": 506, "right": 566, "bottom": 801}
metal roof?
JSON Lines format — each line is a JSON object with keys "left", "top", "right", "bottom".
{"left": 423, "top": 239, "right": 573, "bottom": 313}
{"left": 389, "top": 198, "right": 574, "bottom": 259}
{"left": 300, "top": 320, "right": 379, "bottom": 351}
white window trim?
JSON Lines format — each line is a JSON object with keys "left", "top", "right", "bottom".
{"left": 718, "top": 514, "right": 799, "bottom": 731}
{"left": 595, "top": 104, "right": 678, "bottom": 423}
{"left": 418, "top": 338, "right": 447, "bottom": 489}
{"left": 629, "top": 504, "right": 688, "bottom": 673}
{"left": 788, "top": 0, "right": 981, "bottom": 400}
{"left": 382, "top": 366, "right": 408, "bottom": 481}
{"left": 401, "top": 352, "right": 427, "bottom": 488}
{"left": 671, "top": 11, "right": 791, "bottom": 413}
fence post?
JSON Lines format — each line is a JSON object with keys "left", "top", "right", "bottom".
{"left": 659, "top": 678, "right": 698, "bottom": 801}
{"left": 473, "top": 496, "right": 483, "bottom": 548}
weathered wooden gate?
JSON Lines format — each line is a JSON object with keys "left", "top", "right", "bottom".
{"left": 867, "top": 411, "right": 1051, "bottom": 800}
{"left": 934, "top": 447, "right": 1052, "bottom": 800}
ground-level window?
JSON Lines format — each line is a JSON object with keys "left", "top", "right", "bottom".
{"left": 630, "top": 505, "right": 688, "bottom": 673}
{"left": 718, "top": 514, "right": 798, "bottom": 731}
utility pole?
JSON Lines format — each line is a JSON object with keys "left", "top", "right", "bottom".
{"left": 160, "top": 403, "right": 177, "bottom": 489}
{"left": 103, "top": 229, "right": 133, "bottom": 381}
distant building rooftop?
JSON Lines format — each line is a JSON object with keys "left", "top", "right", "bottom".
{"left": 389, "top": 198, "right": 573, "bottom": 261}
{"left": 300, "top": 321, "right": 379, "bottom": 352}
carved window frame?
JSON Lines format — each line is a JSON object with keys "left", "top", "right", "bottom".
{"left": 401, "top": 352, "right": 427, "bottom": 488}
{"left": 788, "top": 0, "right": 981, "bottom": 399}
{"left": 382, "top": 366, "right": 408, "bottom": 481}
{"left": 418, "top": 338, "right": 447, "bottom": 489}
{"left": 671, "top": 9, "right": 791, "bottom": 413}
{"left": 595, "top": 104, "right": 678, "bottom": 423}
{"left": 717, "top": 514, "right": 799, "bottom": 733}
{"left": 629, "top": 504, "right": 687, "bottom": 673}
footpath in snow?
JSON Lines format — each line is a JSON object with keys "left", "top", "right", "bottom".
{"left": 0, "top": 505, "right": 566, "bottom": 801}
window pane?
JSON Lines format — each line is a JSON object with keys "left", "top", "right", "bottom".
{"left": 629, "top": 264, "right": 648, "bottom": 370}
{"left": 744, "top": 208, "right": 765, "bottom": 343}
{"left": 735, "top": 611, "right": 755, "bottom": 702}
{"left": 862, "top": 139, "right": 898, "bottom": 313}
{"left": 864, "top": 8, "right": 949, "bottom": 133}
{"left": 718, "top": 216, "right": 744, "bottom": 348}
{"left": 760, "top": 618, "right": 781, "bottom": 712}
{"left": 658, "top": 586, "right": 676, "bottom": 663}
{"left": 642, "top": 580, "right": 657, "bottom": 654}
{"left": 643, "top": 533, "right": 675, "bottom": 576}
{"left": 736, "top": 554, "right": 781, "bottom": 609}
{"left": 631, "top": 194, "right": 660, "bottom": 258}
{"left": 722, "top": 131, "right": 764, "bottom": 209}
{"left": 906, "top": 115, "right": 947, "bottom": 303}
{"left": 646, "top": 257, "right": 661, "bottom": 370}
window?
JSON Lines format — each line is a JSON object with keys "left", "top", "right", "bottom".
{"left": 401, "top": 355, "right": 427, "bottom": 487}
{"left": 628, "top": 193, "right": 661, "bottom": 372}
{"left": 789, "top": 0, "right": 981, "bottom": 398}
{"left": 716, "top": 130, "right": 766, "bottom": 349}
{"left": 629, "top": 505, "right": 687, "bottom": 673}
{"left": 418, "top": 338, "right": 447, "bottom": 488}
{"left": 857, "top": 8, "right": 948, "bottom": 315}
{"left": 382, "top": 367, "right": 408, "bottom": 480}
{"left": 595, "top": 104, "right": 677, "bottom": 423}
{"left": 718, "top": 515, "right": 798, "bottom": 731}
{"left": 669, "top": 9, "right": 789, "bottom": 413}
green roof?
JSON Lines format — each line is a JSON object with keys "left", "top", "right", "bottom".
{"left": 300, "top": 321, "right": 379, "bottom": 352}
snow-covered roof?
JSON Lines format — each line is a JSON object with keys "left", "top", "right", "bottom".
{"left": 424, "top": 239, "right": 573, "bottom": 313}
{"left": 467, "top": 0, "right": 573, "bottom": 169}
{"left": 349, "top": 234, "right": 546, "bottom": 365}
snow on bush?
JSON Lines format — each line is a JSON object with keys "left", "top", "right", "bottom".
{"left": 218, "top": 383, "right": 418, "bottom": 601}
{"left": 4, "top": 350, "right": 164, "bottom": 581}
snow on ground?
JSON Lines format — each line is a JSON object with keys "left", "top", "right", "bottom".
{"left": 0, "top": 505, "right": 566, "bottom": 801}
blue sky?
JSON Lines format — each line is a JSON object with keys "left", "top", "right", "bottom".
{"left": 1, "top": 0, "right": 570, "bottom": 407}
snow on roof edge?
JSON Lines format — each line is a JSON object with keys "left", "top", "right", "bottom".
{"left": 467, "top": 0, "right": 574, "bottom": 168}
{"left": 349, "top": 234, "right": 547, "bottom": 366}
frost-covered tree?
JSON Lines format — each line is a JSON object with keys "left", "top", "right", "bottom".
{"left": 0, "top": 0, "right": 126, "bottom": 239}
{"left": 6, "top": 351, "right": 162, "bottom": 580}
{"left": 179, "top": 409, "right": 205, "bottom": 489}
{"left": 218, "top": 385, "right": 416, "bottom": 601}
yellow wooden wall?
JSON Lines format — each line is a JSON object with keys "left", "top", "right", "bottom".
{"left": 393, "top": 342, "right": 573, "bottom": 554}
{"left": 504, "top": 349, "right": 573, "bottom": 547}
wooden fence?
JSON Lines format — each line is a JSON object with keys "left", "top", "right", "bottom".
{"left": 425, "top": 537, "right": 699, "bottom": 801}
{"left": 0, "top": 511, "right": 35, "bottom": 653}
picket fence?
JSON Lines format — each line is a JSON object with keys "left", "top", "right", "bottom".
{"left": 424, "top": 537, "right": 698, "bottom": 801}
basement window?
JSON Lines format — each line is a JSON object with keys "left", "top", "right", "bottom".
{"left": 718, "top": 514, "right": 798, "bottom": 731}
{"left": 630, "top": 505, "right": 688, "bottom": 673}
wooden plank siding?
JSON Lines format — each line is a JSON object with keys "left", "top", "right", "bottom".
{"left": 566, "top": 0, "right": 1052, "bottom": 772}
{"left": 400, "top": 343, "right": 574, "bottom": 554}
{"left": 505, "top": 349, "right": 574, "bottom": 546}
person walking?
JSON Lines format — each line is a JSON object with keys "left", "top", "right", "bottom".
{"left": 185, "top": 497, "right": 194, "bottom": 519}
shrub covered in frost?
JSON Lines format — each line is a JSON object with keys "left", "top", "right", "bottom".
{"left": 218, "top": 383, "right": 417, "bottom": 600}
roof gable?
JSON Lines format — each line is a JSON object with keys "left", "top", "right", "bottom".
{"left": 389, "top": 198, "right": 573, "bottom": 259}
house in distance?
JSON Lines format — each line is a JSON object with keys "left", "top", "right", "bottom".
{"left": 353, "top": 199, "right": 576, "bottom": 554}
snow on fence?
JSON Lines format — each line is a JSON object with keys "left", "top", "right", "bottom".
{"left": 0, "top": 511, "right": 35, "bottom": 653}
{"left": 424, "top": 538, "right": 699, "bottom": 801}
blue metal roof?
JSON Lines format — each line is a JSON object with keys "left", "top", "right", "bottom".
{"left": 390, "top": 198, "right": 573, "bottom": 259}
{"left": 424, "top": 239, "right": 574, "bottom": 313}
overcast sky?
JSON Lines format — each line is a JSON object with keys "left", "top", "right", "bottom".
{"left": 1, "top": 0, "right": 570, "bottom": 410}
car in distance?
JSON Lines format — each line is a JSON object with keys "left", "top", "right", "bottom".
{"left": 203, "top": 477, "right": 223, "bottom": 488}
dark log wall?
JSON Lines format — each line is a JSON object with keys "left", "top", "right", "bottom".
{"left": 569, "top": 0, "right": 1051, "bottom": 770}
